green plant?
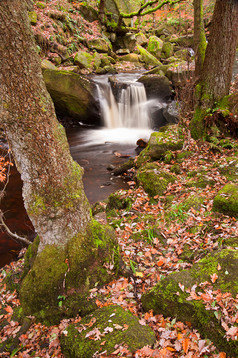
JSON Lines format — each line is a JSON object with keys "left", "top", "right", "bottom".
{"left": 57, "top": 295, "right": 66, "bottom": 307}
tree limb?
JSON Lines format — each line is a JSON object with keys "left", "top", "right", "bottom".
{"left": 119, "top": 0, "right": 185, "bottom": 19}
{"left": 0, "top": 210, "right": 31, "bottom": 245}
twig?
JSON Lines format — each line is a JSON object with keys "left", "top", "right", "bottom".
{"left": 0, "top": 210, "right": 31, "bottom": 245}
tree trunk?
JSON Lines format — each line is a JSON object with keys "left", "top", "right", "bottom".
{"left": 0, "top": 0, "right": 120, "bottom": 323}
{"left": 193, "top": 0, "right": 206, "bottom": 79}
{"left": 0, "top": 0, "right": 91, "bottom": 252}
{"left": 190, "top": 0, "right": 238, "bottom": 139}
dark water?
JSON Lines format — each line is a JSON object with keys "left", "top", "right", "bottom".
{"left": 0, "top": 126, "right": 148, "bottom": 268}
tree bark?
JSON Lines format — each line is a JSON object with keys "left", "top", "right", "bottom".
{"left": 193, "top": 0, "right": 206, "bottom": 78}
{"left": 200, "top": 0, "right": 238, "bottom": 104}
{"left": 0, "top": 0, "right": 91, "bottom": 252}
{"left": 190, "top": 0, "right": 238, "bottom": 139}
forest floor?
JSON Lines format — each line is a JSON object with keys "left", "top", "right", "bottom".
{"left": 0, "top": 125, "right": 237, "bottom": 357}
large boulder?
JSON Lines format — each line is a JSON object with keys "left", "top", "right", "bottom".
{"left": 42, "top": 69, "right": 99, "bottom": 124}
{"left": 135, "top": 32, "right": 148, "bottom": 46}
{"left": 137, "top": 74, "right": 172, "bottom": 101}
{"left": 137, "top": 124, "right": 184, "bottom": 166}
{"left": 137, "top": 45, "right": 162, "bottom": 67}
{"left": 74, "top": 50, "right": 94, "bottom": 70}
{"left": 87, "top": 38, "right": 110, "bottom": 53}
{"left": 147, "top": 35, "right": 164, "bottom": 59}
{"left": 60, "top": 305, "right": 156, "bottom": 357}
{"left": 142, "top": 249, "right": 238, "bottom": 356}
{"left": 213, "top": 184, "right": 238, "bottom": 218}
{"left": 136, "top": 162, "right": 176, "bottom": 197}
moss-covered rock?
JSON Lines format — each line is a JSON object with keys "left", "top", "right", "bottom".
{"left": 60, "top": 305, "right": 156, "bottom": 357}
{"left": 162, "top": 41, "right": 174, "bottom": 58}
{"left": 137, "top": 45, "right": 162, "bottom": 67}
{"left": 181, "top": 194, "right": 204, "bottom": 211}
{"left": 147, "top": 36, "right": 163, "bottom": 59}
{"left": 87, "top": 38, "right": 109, "bottom": 53}
{"left": 106, "top": 190, "right": 133, "bottom": 212}
{"left": 137, "top": 125, "right": 184, "bottom": 166}
{"left": 136, "top": 162, "right": 176, "bottom": 197}
{"left": 20, "top": 220, "right": 120, "bottom": 324}
{"left": 28, "top": 11, "right": 37, "bottom": 25}
{"left": 142, "top": 249, "right": 238, "bottom": 355}
{"left": 213, "top": 184, "right": 238, "bottom": 218}
{"left": 74, "top": 50, "right": 94, "bottom": 70}
{"left": 216, "top": 156, "right": 238, "bottom": 181}
{"left": 41, "top": 59, "right": 57, "bottom": 70}
{"left": 135, "top": 32, "right": 147, "bottom": 46}
{"left": 42, "top": 69, "right": 98, "bottom": 123}
{"left": 185, "top": 169, "right": 216, "bottom": 189}
{"left": 118, "top": 53, "right": 140, "bottom": 62}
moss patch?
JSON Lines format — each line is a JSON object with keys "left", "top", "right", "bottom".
{"left": 213, "top": 184, "right": 238, "bottom": 218}
{"left": 142, "top": 249, "right": 238, "bottom": 355}
{"left": 60, "top": 305, "right": 156, "bottom": 357}
{"left": 137, "top": 125, "right": 184, "bottom": 167}
{"left": 136, "top": 162, "right": 176, "bottom": 197}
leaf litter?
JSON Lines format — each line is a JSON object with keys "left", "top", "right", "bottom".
{"left": 0, "top": 134, "right": 238, "bottom": 357}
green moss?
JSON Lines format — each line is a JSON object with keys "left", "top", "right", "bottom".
{"left": 137, "top": 125, "right": 184, "bottom": 166}
{"left": 60, "top": 305, "right": 156, "bottom": 357}
{"left": 142, "top": 250, "right": 238, "bottom": 355}
{"left": 20, "top": 245, "right": 67, "bottom": 324}
{"left": 21, "top": 235, "right": 40, "bottom": 279}
{"left": 213, "top": 184, "right": 238, "bottom": 218}
{"left": 190, "top": 105, "right": 206, "bottom": 140}
{"left": 106, "top": 190, "right": 133, "bottom": 212}
{"left": 136, "top": 163, "right": 176, "bottom": 197}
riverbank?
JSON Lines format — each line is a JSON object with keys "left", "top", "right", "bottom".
{"left": 1, "top": 124, "right": 237, "bottom": 357}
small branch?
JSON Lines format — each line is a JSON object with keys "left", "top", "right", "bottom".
{"left": 120, "top": 0, "right": 184, "bottom": 19}
{"left": 0, "top": 210, "right": 31, "bottom": 245}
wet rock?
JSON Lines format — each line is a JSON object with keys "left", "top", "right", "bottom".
{"left": 137, "top": 74, "right": 172, "bottom": 101}
{"left": 42, "top": 69, "right": 99, "bottom": 124}
{"left": 136, "top": 138, "right": 148, "bottom": 148}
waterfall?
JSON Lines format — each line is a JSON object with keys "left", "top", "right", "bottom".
{"left": 95, "top": 75, "right": 151, "bottom": 129}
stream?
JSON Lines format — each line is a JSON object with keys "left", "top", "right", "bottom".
{"left": 0, "top": 73, "right": 159, "bottom": 268}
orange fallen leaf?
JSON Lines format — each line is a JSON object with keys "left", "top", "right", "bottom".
{"left": 5, "top": 305, "right": 13, "bottom": 314}
{"left": 211, "top": 273, "right": 218, "bottom": 283}
{"left": 182, "top": 338, "right": 190, "bottom": 353}
{"left": 219, "top": 353, "right": 226, "bottom": 358}
{"left": 157, "top": 260, "right": 164, "bottom": 267}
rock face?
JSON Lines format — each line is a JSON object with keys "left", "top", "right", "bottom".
{"left": 42, "top": 69, "right": 99, "bottom": 124}
{"left": 60, "top": 305, "right": 156, "bottom": 357}
{"left": 213, "top": 184, "right": 238, "bottom": 218}
{"left": 142, "top": 249, "right": 238, "bottom": 356}
{"left": 137, "top": 74, "right": 172, "bottom": 101}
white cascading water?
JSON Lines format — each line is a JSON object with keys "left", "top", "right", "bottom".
{"left": 96, "top": 79, "right": 151, "bottom": 129}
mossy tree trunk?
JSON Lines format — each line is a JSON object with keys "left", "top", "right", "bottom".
{"left": 0, "top": 0, "right": 91, "bottom": 252}
{"left": 193, "top": 0, "right": 206, "bottom": 79}
{"left": 190, "top": 0, "right": 238, "bottom": 139}
{"left": 0, "top": 0, "right": 119, "bottom": 323}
